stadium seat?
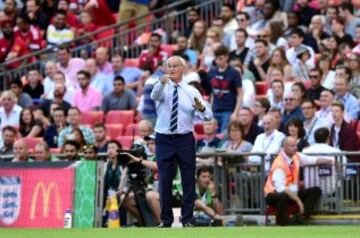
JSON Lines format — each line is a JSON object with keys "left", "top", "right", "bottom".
{"left": 255, "top": 82, "right": 268, "bottom": 95}
{"left": 162, "top": 44, "right": 178, "bottom": 56}
{"left": 80, "top": 111, "right": 104, "bottom": 125}
{"left": 265, "top": 204, "right": 299, "bottom": 225}
{"left": 50, "top": 148, "right": 61, "bottom": 154}
{"left": 124, "top": 58, "right": 140, "bottom": 67}
{"left": 125, "top": 123, "right": 140, "bottom": 136}
{"left": 23, "top": 137, "right": 44, "bottom": 152}
{"left": 116, "top": 136, "right": 135, "bottom": 149}
{"left": 194, "top": 123, "right": 204, "bottom": 135}
{"left": 105, "top": 110, "right": 135, "bottom": 128}
{"left": 105, "top": 124, "right": 124, "bottom": 139}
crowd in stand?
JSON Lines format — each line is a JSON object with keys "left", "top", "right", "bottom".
{"left": 1, "top": 0, "right": 360, "bottom": 226}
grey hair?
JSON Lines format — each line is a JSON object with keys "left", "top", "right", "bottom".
{"left": 166, "top": 56, "right": 186, "bottom": 67}
{"left": 1, "top": 90, "right": 17, "bottom": 102}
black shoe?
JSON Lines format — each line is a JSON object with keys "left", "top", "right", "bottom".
{"left": 158, "top": 223, "right": 172, "bottom": 228}
{"left": 182, "top": 222, "right": 194, "bottom": 228}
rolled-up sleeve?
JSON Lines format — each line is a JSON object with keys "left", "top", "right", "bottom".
{"left": 150, "top": 81, "right": 166, "bottom": 101}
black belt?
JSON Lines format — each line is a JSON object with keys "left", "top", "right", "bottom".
{"left": 157, "top": 132, "right": 193, "bottom": 138}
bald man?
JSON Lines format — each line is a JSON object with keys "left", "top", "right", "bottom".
{"left": 12, "top": 139, "right": 30, "bottom": 162}
{"left": 85, "top": 58, "right": 112, "bottom": 95}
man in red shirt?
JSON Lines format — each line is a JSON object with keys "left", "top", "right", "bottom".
{"left": 138, "top": 33, "right": 168, "bottom": 71}
{"left": 14, "top": 14, "right": 43, "bottom": 52}
{"left": 0, "top": 18, "right": 29, "bottom": 69}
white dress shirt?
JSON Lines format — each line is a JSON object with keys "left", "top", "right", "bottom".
{"left": 249, "top": 129, "right": 286, "bottom": 172}
{"left": 315, "top": 107, "right": 334, "bottom": 126}
{"left": 304, "top": 117, "right": 331, "bottom": 145}
{"left": 0, "top": 105, "right": 22, "bottom": 129}
{"left": 151, "top": 80, "right": 212, "bottom": 134}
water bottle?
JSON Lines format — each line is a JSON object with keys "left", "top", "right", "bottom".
{"left": 64, "top": 209, "right": 73, "bottom": 229}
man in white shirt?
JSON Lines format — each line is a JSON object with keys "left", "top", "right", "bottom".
{"left": 268, "top": 79, "right": 285, "bottom": 113}
{"left": 301, "top": 100, "right": 330, "bottom": 145}
{"left": 286, "top": 28, "right": 315, "bottom": 69}
{"left": 0, "top": 90, "right": 22, "bottom": 129}
{"left": 220, "top": 4, "right": 239, "bottom": 36}
{"left": 315, "top": 89, "right": 335, "bottom": 126}
{"left": 249, "top": 114, "right": 286, "bottom": 172}
{"left": 303, "top": 128, "right": 346, "bottom": 196}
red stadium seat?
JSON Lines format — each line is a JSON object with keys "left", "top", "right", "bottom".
{"left": 105, "top": 110, "right": 135, "bottom": 128}
{"left": 116, "top": 136, "right": 135, "bottom": 149}
{"left": 161, "top": 44, "right": 178, "bottom": 56}
{"left": 125, "top": 123, "right": 140, "bottom": 136}
{"left": 105, "top": 124, "right": 124, "bottom": 139}
{"left": 124, "top": 58, "right": 140, "bottom": 67}
{"left": 265, "top": 204, "right": 299, "bottom": 225}
{"left": 194, "top": 123, "right": 204, "bottom": 135}
{"left": 80, "top": 111, "right": 104, "bottom": 125}
{"left": 255, "top": 82, "right": 268, "bottom": 95}
{"left": 50, "top": 148, "right": 61, "bottom": 154}
{"left": 23, "top": 137, "right": 44, "bottom": 152}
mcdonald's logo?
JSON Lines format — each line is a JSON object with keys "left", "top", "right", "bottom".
{"left": 30, "top": 182, "right": 62, "bottom": 220}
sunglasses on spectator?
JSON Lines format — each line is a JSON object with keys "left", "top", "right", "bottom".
{"left": 309, "top": 75, "right": 319, "bottom": 79}
{"left": 285, "top": 98, "right": 295, "bottom": 101}
{"left": 257, "top": 35, "right": 268, "bottom": 39}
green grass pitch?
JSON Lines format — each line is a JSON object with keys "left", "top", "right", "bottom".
{"left": 1, "top": 226, "right": 360, "bottom": 238}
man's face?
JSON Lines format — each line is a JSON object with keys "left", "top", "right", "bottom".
{"left": 1, "top": 95, "right": 15, "bottom": 111}
{"left": 58, "top": 0, "right": 69, "bottom": 11}
{"left": 64, "top": 144, "right": 77, "bottom": 161}
{"left": 288, "top": 13, "right": 299, "bottom": 27}
{"left": 269, "top": 111, "right": 281, "bottom": 128}
{"left": 5, "top": 0, "right": 16, "bottom": 12}
{"left": 28, "top": 70, "right": 40, "bottom": 84}
{"left": 67, "top": 109, "right": 80, "bottom": 125}
{"left": 57, "top": 49, "right": 70, "bottom": 65}
{"left": 53, "top": 110, "right": 65, "bottom": 126}
{"left": 355, "top": 27, "right": 360, "bottom": 42}
{"left": 111, "top": 56, "right": 123, "bottom": 72}
{"left": 235, "top": 31, "right": 246, "bottom": 47}
{"left": 289, "top": 34, "right": 303, "bottom": 47}
{"left": 238, "top": 109, "right": 252, "bottom": 126}
{"left": 220, "top": 6, "right": 232, "bottom": 21}
{"left": 54, "top": 73, "right": 66, "bottom": 84}
{"left": 203, "top": 120, "right": 217, "bottom": 135}
{"left": 334, "top": 78, "right": 347, "bottom": 96}
{"left": 14, "top": 141, "right": 28, "bottom": 160}
{"left": 214, "top": 54, "right": 228, "bottom": 69}
{"left": 270, "top": 70, "right": 283, "bottom": 81}
{"left": 284, "top": 138, "right": 298, "bottom": 157}
{"left": 55, "top": 14, "right": 66, "bottom": 29}
{"left": 262, "top": 116, "right": 274, "bottom": 133}
{"left": 335, "top": 68, "right": 349, "bottom": 80}
{"left": 95, "top": 48, "right": 108, "bottom": 65}
{"left": 271, "top": 82, "right": 284, "bottom": 97}
{"left": 187, "top": 10, "right": 199, "bottom": 24}
{"left": 26, "top": 0, "right": 38, "bottom": 14}
{"left": 301, "top": 101, "right": 316, "bottom": 120}
{"left": 326, "top": 7, "right": 337, "bottom": 20}
{"left": 45, "top": 62, "right": 57, "bottom": 77}
{"left": 166, "top": 58, "right": 185, "bottom": 82}
{"left": 93, "top": 127, "right": 106, "bottom": 142}
{"left": 2, "top": 22, "right": 13, "bottom": 37}
{"left": 139, "top": 123, "right": 152, "bottom": 137}
{"left": 9, "top": 84, "right": 20, "bottom": 96}
{"left": 255, "top": 42, "right": 266, "bottom": 57}
{"left": 236, "top": 13, "right": 249, "bottom": 29}
{"left": 85, "top": 59, "right": 98, "bottom": 76}
{"left": 149, "top": 36, "right": 161, "bottom": 50}
{"left": 2, "top": 129, "right": 15, "bottom": 146}
{"left": 84, "top": 147, "right": 97, "bottom": 160}
{"left": 113, "top": 80, "right": 125, "bottom": 94}
{"left": 331, "top": 105, "right": 344, "bottom": 122}
{"left": 309, "top": 71, "right": 321, "bottom": 87}
{"left": 198, "top": 171, "right": 211, "bottom": 189}
{"left": 16, "top": 18, "right": 29, "bottom": 32}
{"left": 319, "top": 91, "right": 334, "bottom": 108}
{"left": 263, "top": 3, "right": 274, "bottom": 19}
{"left": 54, "top": 83, "right": 65, "bottom": 98}
{"left": 34, "top": 145, "right": 49, "bottom": 161}
{"left": 284, "top": 95, "right": 298, "bottom": 111}
{"left": 77, "top": 74, "right": 90, "bottom": 89}
{"left": 177, "top": 36, "right": 187, "bottom": 51}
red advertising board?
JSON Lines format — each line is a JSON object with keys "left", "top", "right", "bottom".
{"left": 0, "top": 168, "right": 74, "bottom": 228}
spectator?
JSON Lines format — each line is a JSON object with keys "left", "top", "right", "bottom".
{"left": 207, "top": 45, "right": 242, "bottom": 132}
{"left": 43, "top": 107, "right": 67, "bottom": 148}
{"left": 348, "top": 53, "right": 360, "bottom": 98}
{"left": 253, "top": 98, "right": 270, "bottom": 127}
{"left": 292, "top": 45, "right": 311, "bottom": 81}
{"left": 8, "top": 79, "right": 32, "bottom": 108}
{"left": 285, "top": 117, "right": 309, "bottom": 152}
{"left": 95, "top": 46, "right": 112, "bottom": 75}
{"left": 57, "top": 46, "right": 86, "bottom": 88}
{"left": 14, "top": 13, "right": 43, "bottom": 52}
{"left": 303, "top": 127, "right": 346, "bottom": 196}
{"left": 181, "top": 54, "right": 201, "bottom": 85}
{"left": 72, "top": 127, "right": 86, "bottom": 150}
{"left": 249, "top": 114, "right": 286, "bottom": 172}
{"left": 229, "top": 11, "right": 255, "bottom": 50}
{"left": 229, "top": 29, "right": 250, "bottom": 63}
{"left": 339, "top": 2, "right": 360, "bottom": 39}
{"left": 282, "top": 92, "right": 304, "bottom": 126}
{"left": 62, "top": 139, "right": 82, "bottom": 161}
{"left": 0, "top": 18, "right": 29, "bottom": 68}
{"left": 264, "top": 137, "right": 323, "bottom": 226}
{"left": 220, "top": 4, "right": 238, "bottom": 36}
{"left": 173, "top": 35, "right": 198, "bottom": 68}
{"left": 75, "top": 10, "right": 97, "bottom": 54}
{"left": 0, "top": 90, "right": 22, "bottom": 128}
{"left": 109, "top": 54, "right": 144, "bottom": 91}
{"left": 323, "top": 36, "right": 341, "bottom": 68}
{"left": 324, "top": 5, "right": 338, "bottom": 35}
{"left": 56, "top": 0, "right": 79, "bottom": 30}
{"left": 196, "top": 119, "right": 221, "bottom": 153}
{"left": 138, "top": 33, "right": 168, "bottom": 72}
{"left": 194, "top": 166, "right": 223, "bottom": 223}
{"left": 269, "top": 107, "right": 285, "bottom": 132}
{"left": 304, "top": 15, "right": 329, "bottom": 53}
{"left": 284, "top": 12, "right": 306, "bottom": 38}
{"left": 184, "top": 6, "right": 200, "bottom": 38}
{"left": 334, "top": 77, "right": 359, "bottom": 121}
{"left": 23, "top": 69, "right": 44, "bottom": 101}
{"left": 294, "top": 0, "right": 320, "bottom": 27}
{"left": 43, "top": 61, "right": 58, "bottom": 97}
{"left": 39, "top": 82, "right": 71, "bottom": 118}
{"left": 286, "top": 28, "right": 315, "bottom": 69}
{"left": 330, "top": 101, "right": 359, "bottom": 156}
{"left": 318, "top": 53, "right": 336, "bottom": 90}
{"left": 12, "top": 139, "right": 31, "bottom": 162}
{"left": 85, "top": 58, "right": 111, "bottom": 95}
{"left": 268, "top": 78, "right": 285, "bottom": 113}
{"left": 46, "top": 10, "right": 74, "bottom": 50}
{"left": 101, "top": 75, "right": 137, "bottom": 114}
{"left": 291, "top": 82, "right": 307, "bottom": 103}
{"left": 266, "top": 48, "right": 292, "bottom": 83}
{"left": 1, "top": 0, "right": 18, "bottom": 25}
{"left": 331, "top": 17, "right": 353, "bottom": 46}
{"left": 57, "top": 107, "right": 95, "bottom": 147}
{"left": 248, "top": 39, "right": 271, "bottom": 82}
{"left": 315, "top": 89, "right": 336, "bottom": 126}
{"left": 47, "top": 71, "right": 75, "bottom": 104}
{"left": 25, "top": 0, "right": 51, "bottom": 31}
{"left": 267, "top": 20, "right": 288, "bottom": 50}
{"left": 34, "top": 141, "right": 58, "bottom": 161}
{"left": 199, "top": 27, "right": 222, "bottom": 71}
{"left": 93, "top": 123, "right": 108, "bottom": 153}
{"left": 83, "top": 144, "right": 98, "bottom": 160}
{"left": 72, "top": 70, "right": 102, "bottom": 112}
{"left": 133, "top": 119, "right": 154, "bottom": 155}
{"left": 188, "top": 20, "right": 207, "bottom": 54}
{"left": 0, "top": 126, "right": 17, "bottom": 157}
{"left": 237, "top": 107, "right": 263, "bottom": 144}
{"left": 307, "top": 68, "right": 325, "bottom": 104}
{"left": 220, "top": 120, "right": 252, "bottom": 153}
{"left": 19, "top": 107, "right": 44, "bottom": 137}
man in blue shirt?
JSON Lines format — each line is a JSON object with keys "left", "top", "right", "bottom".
{"left": 151, "top": 56, "right": 212, "bottom": 228}
{"left": 334, "top": 77, "right": 359, "bottom": 121}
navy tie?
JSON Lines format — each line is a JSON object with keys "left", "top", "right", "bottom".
{"left": 170, "top": 85, "right": 178, "bottom": 132}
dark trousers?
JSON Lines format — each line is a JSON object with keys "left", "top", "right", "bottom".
{"left": 155, "top": 132, "right": 196, "bottom": 225}
{"left": 265, "top": 187, "right": 322, "bottom": 225}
